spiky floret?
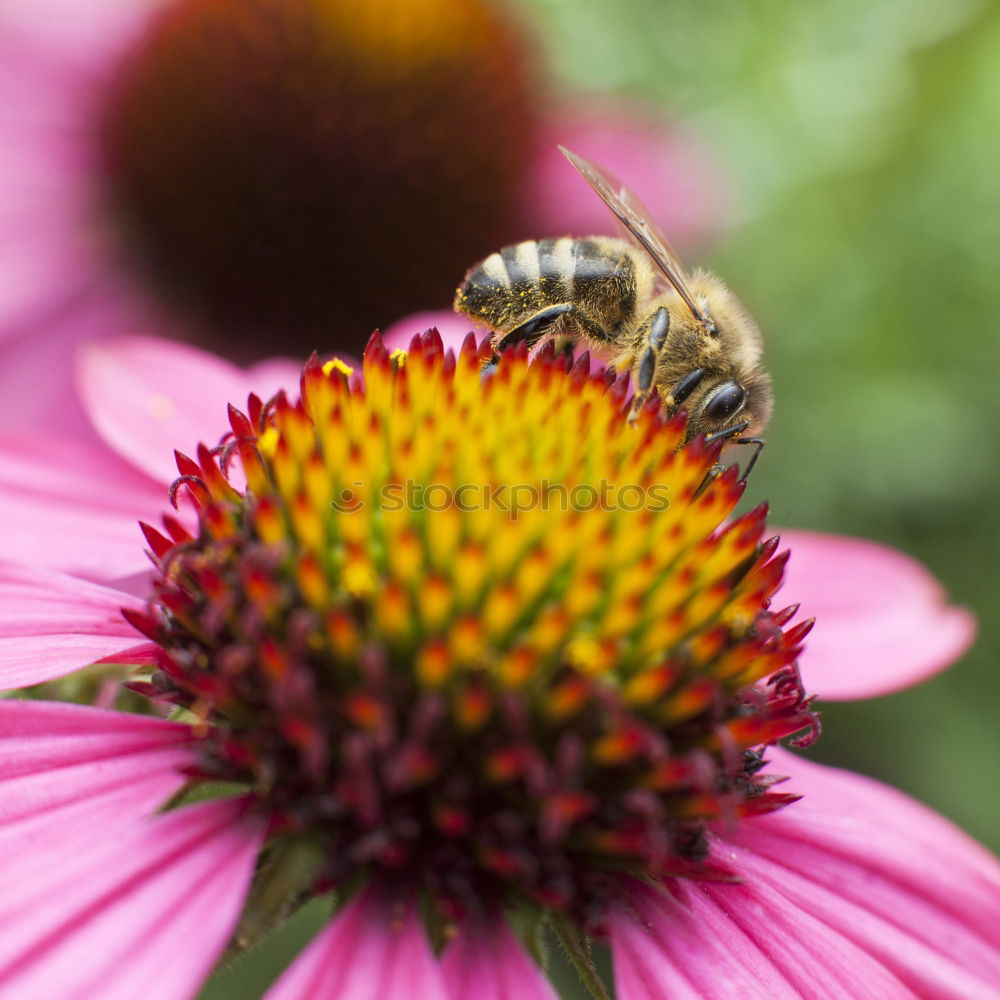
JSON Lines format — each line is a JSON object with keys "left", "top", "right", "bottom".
{"left": 131, "top": 331, "right": 817, "bottom": 926}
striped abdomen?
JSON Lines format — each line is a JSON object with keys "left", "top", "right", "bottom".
{"left": 454, "top": 237, "right": 638, "bottom": 333}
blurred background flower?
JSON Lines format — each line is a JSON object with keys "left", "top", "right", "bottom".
{"left": 0, "top": 0, "right": 717, "bottom": 429}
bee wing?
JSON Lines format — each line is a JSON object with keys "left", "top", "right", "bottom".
{"left": 559, "top": 146, "right": 712, "bottom": 329}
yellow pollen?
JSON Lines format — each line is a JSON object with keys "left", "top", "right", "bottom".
{"left": 419, "top": 575, "right": 453, "bottom": 631}
{"left": 450, "top": 616, "right": 485, "bottom": 666}
{"left": 342, "top": 558, "right": 377, "bottom": 597}
{"left": 565, "top": 634, "right": 608, "bottom": 675}
{"left": 323, "top": 358, "right": 355, "bottom": 378}
{"left": 483, "top": 583, "right": 520, "bottom": 639}
{"left": 376, "top": 581, "right": 410, "bottom": 638}
{"left": 257, "top": 425, "right": 279, "bottom": 460}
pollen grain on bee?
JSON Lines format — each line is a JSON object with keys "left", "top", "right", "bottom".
{"left": 329, "top": 479, "right": 671, "bottom": 517}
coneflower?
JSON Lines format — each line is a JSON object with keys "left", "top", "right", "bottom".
{"left": 0, "top": 332, "right": 993, "bottom": 1000}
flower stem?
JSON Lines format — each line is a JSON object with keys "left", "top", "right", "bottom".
{"left": 548, "top": 913, "right": 611, "bottom": 1000}
{"left": 221, "top": 836, "right": 324, "bottom": 965}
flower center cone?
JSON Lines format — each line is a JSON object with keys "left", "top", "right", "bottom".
{"left": 128, "top": 332, "right": 818, "bottom": 928}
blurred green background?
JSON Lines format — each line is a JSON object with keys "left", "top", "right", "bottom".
{"left": 202, "top": 0, "right": 999, "bottom": 995}
{"left": 527, "top": 0, "right": 1000, "bottom": 854}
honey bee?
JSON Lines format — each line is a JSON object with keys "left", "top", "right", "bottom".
{"left": 454, "top": 147, "right": 772, "bottom": 473}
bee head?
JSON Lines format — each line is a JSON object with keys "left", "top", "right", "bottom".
{"left": 682, "top": 369, "right": 773, "bottom": 441}
{"left": 701, "top": 379, "right": 746, "bottom": 424}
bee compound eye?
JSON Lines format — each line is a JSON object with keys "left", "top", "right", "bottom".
{"left": 702, "top": 381, "right": 747, "bottom": 423}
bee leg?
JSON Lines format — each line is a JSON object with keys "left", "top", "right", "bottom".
{"left": 704, "top": 421, "right": 750, "bottom": 446}
{"left": 664, "top": 367, "right": 705, "bottom": 414}
{"left": 732, "top": 437, "right": 766, "bottom": 481}
{"left": 628, "top": 307, "right": 671, "bottom": 422}
{"left": 695, "top": 422, "right": 762, "bottom": 496}
{"left": 693, "top": 463, "right": 723, "bottom": 499}
{"left": 704, "top": 422, "right": 764, "bottom": 481}
{"left": 496, "top": 303, "right": 612, "bottom": 354}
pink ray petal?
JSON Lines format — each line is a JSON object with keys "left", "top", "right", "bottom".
{"left": 0, "top": 301, "right": 103, "bottom": 429}
{"left": 610, "top": 749, "right": 1000, "bottom": 1000}
{"left": 0, "top": 280, "right": 160, "bottom": 435}
{"left": 0, "top": 229, "right": 91, "bottom": 343}
{"left": 0, "top": 0, "right": 158, "bottom": 72}
{"left": 264, "top": 886, "right": 448, "bottom": 1000}
{"left": 77, "top": 336, "right": 309, "bottom": 485}
{"left": 0, "top": 796, "right": 263, "bottom": 1000}
{"left": 442, "top": 914, "right": 558, "bottom": 1000}
{"left": 0, "top": 431, "right": 164, "bottom": 578}
{"left": 382, "top": 312, "right": 487, "bottom": 356}
{"left": 0, "top": 700, "right": 194, "bottom": 851}
{"left": 76, "top": 335, "right": 251, "bottom": 484}
{"left": 782, "top": 530, "right": 976, "bottom": 700}
{"left": 610, "top": 876, "right": 905, "bottom": 1000}
{"left": 731, "top": 748, "right": 1000, "bottom": 997}
{"left": 0, "top": 561, "right": 145, "bottom": 688}
{"left": 246, "top": 356, "right": 314, "bottom": 397}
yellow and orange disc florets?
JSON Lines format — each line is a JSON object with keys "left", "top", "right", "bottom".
{"left": 130, "top": 331, "right": 817, "bottom": 923}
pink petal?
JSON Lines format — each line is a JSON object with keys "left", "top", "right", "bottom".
{"left": 0, "top": 796, "right": 263, "bottom": 1000}
{"left": 0, "top": 283, "right": 172, "bottom": 435}
{"left": 611, "top": 876, "right": 905, "bottom": 1000}
{"left": 264, "top": 886, "right": 448, "bottom": 1000}
{"left": 0, "top": 306, "right": 103, "bottom": 429}
{"left": 382, "top": 312, "right": 487, "bottom": 356}
{"left": 782, "top": 530, "right": 976, "bottom": 700}
{"left": 0, "top": 1, "right": 149, "bottom": 355}
{"left": 528, "top": 104, "right": 727, "bottom": 248}
{"left": 0, "top": 431, "right": 163, "bottom": 579}
{"left": 0, "top": 561, "right": 144, "bottom": 688}
{"left": 246, "top": 356, "right": 312, "bottom": 396}
{"left": 0, "top": 700, "right": 194, "bottom": 851}
{"left": 0, "top": 232, "right": 93, "bottom": 347}
{"left": 76, "top": 336, "right": 251, "bottom": 484}
{"left": 442, "top": 915, "right": 558, "bottom": 1000}
{"left": 610, "top": 749, "right": 1000, "bottom": 1000}
{"left": 77, "top": 336, "right": 308, "bottom": 485}
{"left": 735, "top": 749, "right": 1000, "bottom": 996}
{"left": 0, "top": 0, "right": 158, "bottom": 71}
